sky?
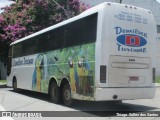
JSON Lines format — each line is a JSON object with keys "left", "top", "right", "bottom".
{"left": 0, "top": 0, "right": 160, "bottom": 14}
{"left": 0, "top": 0, "right": 15, "bottom": 13}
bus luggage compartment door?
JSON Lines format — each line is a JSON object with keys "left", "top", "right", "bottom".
{"left": 108, "top": 56, "right": 152, "bottom": 87}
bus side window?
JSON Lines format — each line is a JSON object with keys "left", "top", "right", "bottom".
{"left": 20, "top": 37, "right": 38, "bottom": 56}
{"left": 64, "top": 19, "right": 85, "bottom": 48}
{"left": 64, "top": 26, "right": 72, "bottom": 48}
{"left": 84, "top": 13, "right": 97, "bottom": 43}
{"left": 38, "top": 34, "right": 47, "bottom": 53}
{"left": 13, "top": 43, "right": 23, "bottom": 58}
{"left": 52, "top": 27, "right": 64, "bottom": 50}
{"left": 46, "top": 31, "right": 57, "bottom": 51}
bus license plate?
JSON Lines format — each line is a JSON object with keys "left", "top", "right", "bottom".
{"left": 129, "top": 76, "right": 139, "bottom": 81}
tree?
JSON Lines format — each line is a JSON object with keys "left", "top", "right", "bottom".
{"left": 0, "top": 0, "right": 90, "bottom": 62}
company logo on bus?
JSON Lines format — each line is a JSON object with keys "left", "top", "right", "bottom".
{"left": 117, "top": 34, "right": 147, "bottom": 47}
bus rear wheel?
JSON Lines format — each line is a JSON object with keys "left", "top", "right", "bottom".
{"left": 50, "top": 82, "right": 61, "bottom": 104}
{"left": 62, "top": 83, "right": 74, "bottom": 106}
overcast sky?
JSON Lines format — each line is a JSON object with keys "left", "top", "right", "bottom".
{"left": 0, "top": 0, "right": 160, "bottom": 14}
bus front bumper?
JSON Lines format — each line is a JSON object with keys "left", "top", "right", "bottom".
{"left": 95, "top": 87, "right": 156, "bottom": 101}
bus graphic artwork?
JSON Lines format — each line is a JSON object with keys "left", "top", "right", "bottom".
{"left": 68, "top": 58, "right": 77, "bottom": 93}
{"left": 77, "top": 51, "right": 91, "bottom": 96}
{"left": 68, "top": 46, "right": 94, "bottom": 97}
{"left": 45, "top": 45, "right": 95, "bottom": 97}
{"left": 32, "top": 54, "right": 48, "bottom": 92}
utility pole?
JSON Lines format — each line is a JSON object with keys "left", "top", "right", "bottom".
{"left": 50, "top": 0, "right": 70, "bottom": 19}
{"left": 120, "top": 0, "right": 122, "bottom": 3}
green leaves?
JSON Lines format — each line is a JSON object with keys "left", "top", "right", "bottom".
{"left": 0, "top": 0, "right": 89, "bottom": 62}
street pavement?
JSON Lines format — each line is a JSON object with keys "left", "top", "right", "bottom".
{"left": 0, "top": 83, "right": 7, "bottom": 88}
{"left": 0, "top": 85, "right": 159, "bottom": 120}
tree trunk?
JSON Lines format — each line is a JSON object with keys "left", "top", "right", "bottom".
{"left": 0, "top": 62, "right": 7, "bottom": 80}
{"left": 0, "top": 62, "right": 1, "bottom": 80}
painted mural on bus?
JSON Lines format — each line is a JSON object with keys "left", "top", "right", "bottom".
{"left": 32, "top": 43, "right": 95, "bottom": 99}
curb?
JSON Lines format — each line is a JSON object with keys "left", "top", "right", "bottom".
{"left": 155, "top": 83, "right": 160, "bottom": 87}
{"left": 0, "top": 83, "right": 7, "bottom": 88}
{"left": 0, "top": 83, "right": 160, "bottom": 88}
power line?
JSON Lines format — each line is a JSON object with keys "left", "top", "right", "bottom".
{"left": 50, "top": 0, "right": 70, "bottom": 19}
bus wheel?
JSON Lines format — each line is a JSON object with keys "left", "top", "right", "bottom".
{"left": 106, "top": 100, "right": 122, "bottom": 104}
{"left": 50, "top": 82, "right": 60, "bottom": 104}
{"left": 13, "top": 77, "right": 18, "bottom": 91}
{"left": 62, "top": 83, "right": 73, "bottom": 106}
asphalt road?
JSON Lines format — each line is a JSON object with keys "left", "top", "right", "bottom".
{"left": 0, "top": 87, "right": 159, "bottom": 120}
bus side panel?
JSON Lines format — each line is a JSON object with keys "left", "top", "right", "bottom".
{"left": 7, "top": 44, "right": 96, "bottom": 101}
{"left": 32, "top": 43, "right": 96, "bottom": 100}
{"left": 8, "top": 43, "right": 95, "bottom": 100}
{"left": 8, "top": 55, "right": 37, "bottom": 90}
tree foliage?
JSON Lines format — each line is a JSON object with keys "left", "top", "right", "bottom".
{"left": 0, "top": 0, "right": 90, "bottom": 62}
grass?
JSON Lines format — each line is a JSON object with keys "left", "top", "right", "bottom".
{"left": 0, "top": 80, "right": 7, "bottom": 84}
{"left": 156, "top": 77, "right": 160, "bottom": 83}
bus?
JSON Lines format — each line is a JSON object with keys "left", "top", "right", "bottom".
{"left": 7, "top": 2, "right": 156, "bottom": 106}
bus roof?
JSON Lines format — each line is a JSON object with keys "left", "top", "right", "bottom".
{"left": 10, "top": 2, "right": 152, "bottom": 45}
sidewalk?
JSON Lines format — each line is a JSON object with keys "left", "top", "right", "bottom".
{"left": 0, "top": 82, "right": 160, "bottom": 88}
{"left": 0, "top": 82, "right": 7, "bottom": 88}
{"left": 155, "top": 83, "right": 160, "bottom": 87}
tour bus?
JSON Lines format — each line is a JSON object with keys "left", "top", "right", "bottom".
{"left": 7, "top": 2, "right": 156, "bottom": 106}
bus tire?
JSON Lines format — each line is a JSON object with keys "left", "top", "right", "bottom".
{"left": 12, "top": 77, "right": 18, "bottom": 92}
{"left": 106, "top": 100, "right": 122, "bottom": 104}
{"left": 50, "top": 82, "right": 61, "bottom": 104}
{"left": 115, "top": 100, "right": 122, "bottom": 104}
{"left": 62, "top": 83, "right": 74, "bottom": 106}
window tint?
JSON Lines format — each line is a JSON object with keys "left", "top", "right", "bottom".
{"left": 64, "top": 13, "right": 97, "bottom": 47}
{"left": 84, "top": 13, "right": 97, "bottom": 43}
{"left": 23, "top": 37, "right": 38, "bottom": 56}
{"left": 38, "top": 33, "right": 47, "bottom": 53}
{"left": 13, "top": 13, "right": 98, "bottom": 58}
{"left": 13, "top": 43, "right": 23, "bottom": 58}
